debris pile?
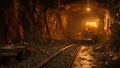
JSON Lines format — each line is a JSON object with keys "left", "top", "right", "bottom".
{"left": 93, "top": 45, "right": 120, "bottom": 68}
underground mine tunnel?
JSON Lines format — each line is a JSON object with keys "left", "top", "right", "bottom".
{"left": 0, "top": 0, "right": 120, "bottom": 68}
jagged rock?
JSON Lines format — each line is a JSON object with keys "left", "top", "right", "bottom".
{"left": 0, "top": 0, "right": 71, "bottom": 44}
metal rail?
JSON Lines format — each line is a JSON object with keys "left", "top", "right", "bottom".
{"left": 35, "top": 44, "right": 74, "bottom": 68}
{"left": 67, "top": 46, "right": 81, "bottom": 68}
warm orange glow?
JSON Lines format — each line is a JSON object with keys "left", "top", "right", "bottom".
{"left": 96, "top": 19, "right": 100, "bottom": 21}
{"left": 86, "top": 7, "right": 90, "bottom": 11}
{"left": 86, "top": 21, "right": 98, "bottom": 27}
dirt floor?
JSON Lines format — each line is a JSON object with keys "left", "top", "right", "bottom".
{"left": 0, "top": 41, "right": 69, "bottom": 68}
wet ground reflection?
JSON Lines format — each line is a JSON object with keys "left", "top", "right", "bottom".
{"left": 71, "top": 46, "right": 95, "bottom": 68}
{"left": 71, "top": 44, "right": 120, "bottom": 68}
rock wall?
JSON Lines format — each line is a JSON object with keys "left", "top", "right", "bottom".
{"left": 110, "top": 0, "right": 120, "bottom": 52}
{"left": 0, "top": 0, "right": 76, "bottom": 44}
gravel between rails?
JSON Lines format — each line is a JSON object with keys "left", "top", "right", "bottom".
{"left": 42, "top": 44, "right": 80, "bottom": 68}
{"left": 35, "top": 44, "right": 74, "bottom": 68}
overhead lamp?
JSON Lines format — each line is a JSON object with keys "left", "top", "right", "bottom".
{"left": 86, "top": 7, "right": 90, "bottom": 11}
{"left": 86, "top": 0, "right": 91, "bottom": 12}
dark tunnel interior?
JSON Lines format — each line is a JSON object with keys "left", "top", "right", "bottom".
{"left": 0, "top": 0, "right": 120, "bottom": 68}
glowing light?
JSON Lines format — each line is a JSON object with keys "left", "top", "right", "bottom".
{"left": 86, "top": 7, "right": 90, "bottom": 11}
{"left": 96, "top": 19, "right": 100, "bottom": 21}
{"left": 86, "top": 21, "right": 98, "bottom": 28}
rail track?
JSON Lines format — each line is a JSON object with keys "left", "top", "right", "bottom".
{"left": 67, "top": 46, "right": 81, "bottom": 68}
{"left": 70, "top": 46, "right": 96, "bottom": 68}
{"left": 35, "top": 44, "right": 79, "bottom": 68}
